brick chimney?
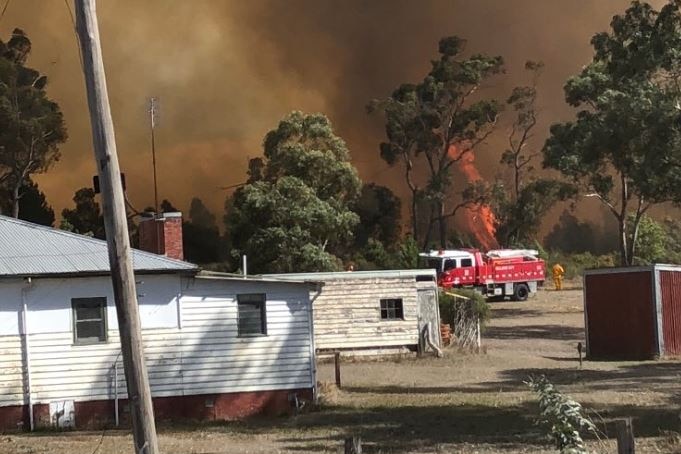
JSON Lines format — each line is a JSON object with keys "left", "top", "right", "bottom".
{"left": 138, "top": 212, "right": 184, "bottom": 261}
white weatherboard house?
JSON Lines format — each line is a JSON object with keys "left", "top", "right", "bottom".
{"left": 0, "top": 215, "right": 316, "bottom": 431}
{"left": 268, "top": 269, "right": 441, "bottom": 356}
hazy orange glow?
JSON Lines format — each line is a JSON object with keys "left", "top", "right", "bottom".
{"left": 449, "top": 145, "right": 498, "bottom": 250}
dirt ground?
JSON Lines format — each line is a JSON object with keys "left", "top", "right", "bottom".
{"left": 5, "top": 284, "right": 681, "bottom": 453}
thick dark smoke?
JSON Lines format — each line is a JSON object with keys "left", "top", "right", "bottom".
{"left": 0, "top": 0, "right": 665, "bottom": 229}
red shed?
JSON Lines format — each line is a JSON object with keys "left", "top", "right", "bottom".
{"left": 583, "top": 265, "right": 681, "bottom": 360}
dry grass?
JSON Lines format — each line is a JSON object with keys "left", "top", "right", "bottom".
{"left": 5, "top": 287, "right": 681, "bottom": 453}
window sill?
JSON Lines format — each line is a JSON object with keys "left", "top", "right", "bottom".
{"left": 237, "top": 333, "right": 268, "bottom": 338}
{"left": 73, "top": 339, "right": 109, "bottom": 346}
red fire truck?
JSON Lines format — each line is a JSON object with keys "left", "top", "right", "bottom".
{"left": 419, "top": 249, "right": 545, "bottom": 301}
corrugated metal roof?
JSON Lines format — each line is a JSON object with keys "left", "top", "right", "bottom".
{"left": 196, "top": 270, "right": 315, "bottom": 285}
{"left": 0, "top": 215, "right": 198, "bottom": 277}
{"left": 265, "top": 269, "right": 436, "bottom": 281}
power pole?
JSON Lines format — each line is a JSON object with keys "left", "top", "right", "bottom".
{"left": 74, "top": 2, "right": 159, "bottom": 453}
{"left": 149, "top": 97, "right": 159, "bottom": 215}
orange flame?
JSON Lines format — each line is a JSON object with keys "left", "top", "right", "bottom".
{"left": 449, "top": 145, "right": 498, "bottom": 250}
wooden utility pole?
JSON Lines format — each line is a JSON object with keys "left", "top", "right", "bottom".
{"left": 74, "top": 1, "right": 159, "bottom": 453}
{"left": 616, "top": 418, "right": 635, "bottom": 454}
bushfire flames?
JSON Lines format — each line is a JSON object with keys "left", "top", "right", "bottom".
{"left": 449, "top": 145, "right": 499, "bottom": 250}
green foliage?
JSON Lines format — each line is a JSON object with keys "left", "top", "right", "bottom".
{"left": 160, "top": 199, "right": 178, "bottom": 213}
{"left": 374, "top": 35, "right": 503, "bottom": 247}
{"left": 492, "top": 179, "right": 576, "bottom": 247}
{"left": 394, "top": 234, "right": 421, "bottom": 269}
{"left": 353, "top": 183, "right": 401, "bottom": 249}
{"left": 352, "top": 235, "right": 421, "bottom": 271}
{"left": 544, "top": 251, "right": 616, "bottom": 280}
{"left": 226, "top": 112, "right": 361, "bottom": 273}
{"left": 183, "top": 197, "right": 222, "bottom": 264}
{"left": 660, "top": 217, "right": 681, "bottom": 264}
{"left": 439, "top": 288, "right": 490, "bottom": 328}
{"left": 544, "top": 210, "right": 618, "bottom": 255}
{"left": 543, "top": 1, "right": 681, "bottom": 265}
{"left": 631, "top": 215, "right": 681, "bottom": 265}
{"left": 631, "top": 214, "right": 666, "bottom": 265}
{"left": 526, "top": 375, "right": 596, "bottom": 454}
{"left": 0, "top": 179, "right": 54, "bottom": 226}
{"left": 61, "top": 187, "right": 105, "bottom": 239}
{"left": 487, "top": 60, "right": 577, "bottom": 247}
{"left": 351, "top": 238, "right": 391, "bottom": 271}
{"left": 0, "top": 29, "right": 67, "bottom": 217}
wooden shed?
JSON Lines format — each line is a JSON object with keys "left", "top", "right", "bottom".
{"left": 583, "top": 265, "right": 681, "bottom": 360}
{"left": 267, "top": 270, "right": 441, "bottom": 356}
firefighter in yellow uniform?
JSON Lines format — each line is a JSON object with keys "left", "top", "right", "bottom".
{"left": 552, "top": 263, "right": 565, "bottom": 290}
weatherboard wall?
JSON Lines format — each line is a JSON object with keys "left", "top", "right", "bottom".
{"left": 0, "top": 274, "right": 315, "bottom": 428}
{"left": 311, "top": 276, "right": 419, "bottom": 351}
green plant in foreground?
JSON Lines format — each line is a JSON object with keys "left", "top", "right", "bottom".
{"left": 526, "top": 375, "right": 596, "bottom": 454}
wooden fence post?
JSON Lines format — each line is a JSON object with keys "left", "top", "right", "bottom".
{"left": 344, "top": 436, "right": 362, "bottom": 454}
{"left": 334, "top": 352, "right": 341, "bottom": 389}
{"left": 616, "top": 418, "right": 635, "bottom": 454}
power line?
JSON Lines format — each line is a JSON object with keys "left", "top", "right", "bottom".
{"left": 0, "top": 0, "right": 10, "bottom": 23}
{"left": 63, "top": 0, "right": 84, "bottom": 68}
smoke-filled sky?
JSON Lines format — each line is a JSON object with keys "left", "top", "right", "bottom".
{"left": 0, "top": 0, "right": 668, "bottom": 226}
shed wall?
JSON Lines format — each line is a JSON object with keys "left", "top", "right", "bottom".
{"left": 659, "top": 270, "right": 681, "bottom": 355}
{"left": 584, "top": 271, "right": 657, "bottom": 360}
{"left": 312, "top": 276, "right": 425, "bottom": 351}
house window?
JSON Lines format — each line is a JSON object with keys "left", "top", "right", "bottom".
{"left": 72, "top": 297, "right": 107, "bottom": 344}
{"left": 237, "top": 294, "right": 267, "bottom": 336}
{"left": 380, "top": 298, "right": 404, "bottom": 320}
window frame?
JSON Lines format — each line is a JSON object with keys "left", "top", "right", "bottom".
{"left": 71, "top": 297, "right": 108, "bottom": 345}
{"left": 380, "top": 298, "right": 404, "bottom": 321}
{"left": 237, "top": 293, "right": 268, "bottom": 337}
{"left": 444, "top": 258, "right": 458, "bottom": 271}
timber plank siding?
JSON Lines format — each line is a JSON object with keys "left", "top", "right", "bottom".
{"left": 266, "top": 270, "right": 440, "bottom": 355}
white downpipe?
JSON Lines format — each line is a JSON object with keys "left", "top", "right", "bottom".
{"left": 114, "top": 361, "right": 119, "bottom": 427}
{"left": 21, "top": 278, "right": 34, "bottom": 431}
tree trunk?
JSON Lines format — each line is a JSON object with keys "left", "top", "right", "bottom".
{"left": 411, "top": 189, "right": 419, "bottom": 246}
{"left": 421, "top": 217, "right": 434, "bottom": 251}
{"left": 11, "top": 180, "right": 21, "bottom": 219}
{"left": 627, "top": 208, "right": 645, "bottom": 266}
{"left": 437, "top": 200, "right": 447, "bottom": 249}
{"left": 618, "top": 174, "right": 630, "bottom": 266}
{"left": 514, "top": 158, "right": 521, "bottom": 202}
{"left": 618, "top": 215, "right": 629, "bottom": 266}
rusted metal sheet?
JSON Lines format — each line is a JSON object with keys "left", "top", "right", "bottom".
{"left": 584, "top": 270, "right": 657, "bottom": 360}
{"left": 659, "top": 270, "right": 681, "bottom": 356}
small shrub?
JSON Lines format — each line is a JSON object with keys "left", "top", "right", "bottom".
{"left": 439, "top": 289, "right": 490, "bottom": 349}
{"left": 526, "top": 375, "right": 596, "bottom": 454}
{"left": 439, "top": 288, "right": 490, "bottom": 326}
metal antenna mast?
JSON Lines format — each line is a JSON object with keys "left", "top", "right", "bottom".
{"left": 149, "top": 97, "right": 159, "bottom": 215}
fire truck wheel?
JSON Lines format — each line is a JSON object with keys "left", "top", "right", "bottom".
{"left": 513, "top": 283, "right": 530, "bottom": 302}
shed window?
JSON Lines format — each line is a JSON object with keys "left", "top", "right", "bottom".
{"left": 380, "top": 298, "right": 404, "bottom": 320}
{"left": 237, "top": 294, "right": 267, "bottom": 336}
{"left": 72, "top": 297, "right": 107, "bottom": 344}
